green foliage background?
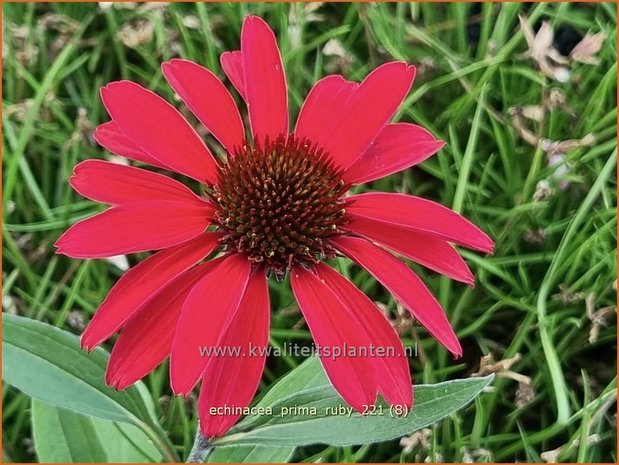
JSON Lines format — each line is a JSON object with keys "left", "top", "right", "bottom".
{"left": 2, "top": 2, "right": 617, "bottom": 462}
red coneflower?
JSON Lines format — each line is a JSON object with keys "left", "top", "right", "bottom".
{"left": 56, "top": 16, "right": 494, "bottom": 438}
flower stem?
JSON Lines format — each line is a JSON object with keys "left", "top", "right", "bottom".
{"left": 136, "top": 420, "right": 180, "bottom": 463}
{"left": 186, "top": 425, "right": 214, "bottom": 463}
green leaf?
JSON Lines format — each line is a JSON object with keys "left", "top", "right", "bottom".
{"left": 92, "top": 418, "right": 162, "bottom": 462}
{"left": 226, "top": 358, "right": 326, "bottom": 435}
{"left": 206, "top": 361, "right": 329, "bottom": 462}
{"left": 248, "top": 358, "right": 326, "bottom": 412}
{"left": 32, "top": 400, "right": 163, "bottom": 463}
{"left": 2, "top": 313, "right": 152, "bottom": 425}
{"left": 32, "top": 400, "right": 107, "bottom": 463}
{"left": 212, "top": 358, "right": 493, "bottom": 447}
{"left": 207, "top": 445, "right": 295, "bottom": 463}
{"left": 2, "top": 314, "right": 179, "bottom": 462}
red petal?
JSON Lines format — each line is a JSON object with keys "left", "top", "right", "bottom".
{"left": 198, "top": 270, "right": 270, "bottom": 438}
{"left": 220, "top": 51, "right": 246, "bottom": 100}
{"left": 55, "top": 201, "right": 214, "bottom": 258}
{"left": 100, "top": 81, "right": 219, "bottom": 184}
{"left": 331, "top": 236, "right": 462, "bottom": 357}
{"left": 162, "top": 59, "right": 245, "bottom": 154}
{"left": 170, "top": 254, "right": 251, "bottom": 396}
{"left": 291, "top": 266, "right": 376, "bottom": 411}
{"left": 93, "top": 121, "right": 167, "bottom": 169}
{"left": 105, "top": 263, "right": 214, "bottom": 389}
{"left": 317, "top": 62, "right": 415, "bottom": 170}
{"left": 294, "top": 75, "right": 358, "bottom": 143}
{"left": 81, "top": 234, "right": 220, "bottom": 350}
{"left": 69, "top": 159, "right": 205, "bottom": 206}
{"left": 241, "top": 16, "right": 288, "bottom": 142}
{"left": 344, "top": 123, "right": 445, "bottom": 184}
{"left": 344, "top": 216, "right": 474, "bottom": 285}
{"left": 346, "top": 192, "right": 495, "bottom": 253}
{"left": 315, "top": 264, "right": 412, "bottom": 407}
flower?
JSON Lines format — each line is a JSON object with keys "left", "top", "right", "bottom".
{"left": 56, "top": 15, "right": 494, "bottom": 438}
{"left": 570, "top": 31, "right": 605, "bottom": 65}
{"left": 518, "top": 14, "right": 571, "bottom": 82}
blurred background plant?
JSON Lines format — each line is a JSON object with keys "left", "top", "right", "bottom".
{"left": 2, "top": 2, "right": 616, "bottom": 462}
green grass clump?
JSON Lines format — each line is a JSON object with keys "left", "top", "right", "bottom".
{"left": 2, "top": 2, "right": 616, "bottom": 462}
